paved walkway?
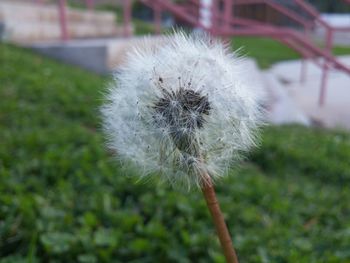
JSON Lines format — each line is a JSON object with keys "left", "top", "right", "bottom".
{"left": 0, "top": 0, "right": 124, "bottom": 43}
{"left": 30, "top": 36, "right": 165, "bottom": 73}
{"left": 266, "top": 55, "right": 350, "bottom": 129}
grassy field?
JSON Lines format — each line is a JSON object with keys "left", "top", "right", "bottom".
{"left": 1, "top": 43, "right": 350, "bottom": 263}
{"left": 232, "top": 37, "right": 350, "bottom": 68}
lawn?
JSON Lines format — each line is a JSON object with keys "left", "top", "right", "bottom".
{"left": 1, "top": 43, "right": 350, "bottom": 263}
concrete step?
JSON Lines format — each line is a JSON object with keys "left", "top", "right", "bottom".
{"left": 31, "top": 36, "right": 165, "bottom": 74}
{"left": 270, "top": 57, "right": 350, "bottom": 84}
{"left": 268, "top": 56, "right": 350, "bottom": 129}
{"left": 262, "top": 72, "right": 310, "bottom": 125}
{"left": 0, "top": 1, "right": 116, "bottom": 25}
{"left": 4, "top": 21, "right": 124, "bottom": 43}
{"left": 106, "top": 36, "right": 165, "bottom": 69}
{"left": 0, "top": 1, "right": 127, "bottom": 43}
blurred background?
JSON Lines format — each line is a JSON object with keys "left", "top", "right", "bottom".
{"left": 1, "top": 0, "right": 350, "bottom": 262}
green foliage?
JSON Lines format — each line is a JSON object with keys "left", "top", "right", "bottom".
{"left": 232, "top": 37, "right": 350, "bottom": 69}
{"left": 1, "top": 44, "right": 350, "bottom": 263}
{"left": 232, "top": 37, "right": 300, "bottom": 69}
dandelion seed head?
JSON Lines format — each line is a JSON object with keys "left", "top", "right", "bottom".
{"left": 101, "top": 31, "right": 264, "bottom": 188}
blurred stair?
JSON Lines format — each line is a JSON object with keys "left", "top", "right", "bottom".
{"left": 262, "top": 72, "right": 310, "bottom": 125}
{"left": 268, "top": 56, "right": 350, "bottom": 129}
{"left": 0, "top": 0, "right": 128, "bottom": 43}
{"left": 31, "top": 36, "right": 165, "bottom": 73}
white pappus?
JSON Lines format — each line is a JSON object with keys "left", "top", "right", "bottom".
{"left": 101, "top": 31, "right": 264, "bottom": 188}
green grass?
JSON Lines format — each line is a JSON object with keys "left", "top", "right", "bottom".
{"left": 233, "top": 37, "right": 350, "bottom": 68}
{"left": 1, "top": 44, "right": 350, "bottom": 263}
{"left": 232, "top": 37, "right": 301, "bottom": 69}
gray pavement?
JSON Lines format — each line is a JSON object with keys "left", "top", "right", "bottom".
{"left": 267, "top": 56, "right": 350, "bottom": 129}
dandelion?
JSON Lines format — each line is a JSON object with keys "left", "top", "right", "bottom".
{"left": 101, "top": 31, "right": 264, "bottom": 263}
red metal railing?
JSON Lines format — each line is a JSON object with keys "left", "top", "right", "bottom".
{"left": 58, "top": 0, "right": 69, "bottom": 41}
{"left": 137, "top": 0, "right": 350, "bottom": 106}
{"left": 33, "top": 0, "right": 349, "bottom": 106}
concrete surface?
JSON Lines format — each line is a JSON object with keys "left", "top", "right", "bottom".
{"left": 31, "top": 36, "right": 165, "bottom": 73}
{"left": 236, "top": 59, "right": 311, "bottom": 125}
{"left": 32, "top": 40, "right": 108, "bottom": 73}
{"left": 262, "top": 72, "right": 310, "bottom": 125}
{"left": 0, "top": 0, "right": 127, "bottom": 43}
{"left": 268, "top": 56, "right": 350, "bottom": 129}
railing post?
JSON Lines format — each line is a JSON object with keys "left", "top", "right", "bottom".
{"left": 123, "top": 0, "right": 132, "bottom": 37}
{"left": 302, "top": 26, "right": 311, "bottom": 84}
{"left": 325, "top": 28, "right": 333, "bottom": 54}
{"left": 153, "top": 1, "right": 162, "bottom": 34}
{"left": 319, "top": 62, "right": 329, "bottom": 106}
{"left": 85, "top": 0, "right": 94, "bottom": 11}
{"left": 224, "top": 0, "right": 233, "bottom": 31}
{"left": 318, "top": 28, "right": 333, "bottom": 106}
{"left": 300, "top": 57, "right": 307, "bottom": 83}
{"left": 211, "top": 0, "right": 218, "bottom": 35}
{"left": 58, "top": 0, "right": 69, "bottom": 41}
{"left": 223, "top": 0, "right": 234, "bottom": 44}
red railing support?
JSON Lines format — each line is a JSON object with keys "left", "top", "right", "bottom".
{"left": 210, "top": 0, "right": 218, "bottom": 35}
{"left": 85, "top": 0, "right": 94, "bottom": 10}
{"left": 319, "top": 63, "right": 329, "bottom": 106}
{"left": 58, "top": 0, "right": 69, "bottom": 41}
{"left": 300, "top": 58, "right": 307, "bottom": 83}
{"left": 318, "top": 29, "right": 334, "bottom": 106}
{"left": 325, "top": 28, "right": 334, "bottom": 54}
{"left": 224, "top": 0, "right": 234, "bottom": 31}
{"left": 138, "top": 0, "right": 350, "bottom": 107}
{"left": 153, "top": 1, "right": 162, "bottom": 34}
{"left": 123, "top": 0, "right": 132, "bottom": 37}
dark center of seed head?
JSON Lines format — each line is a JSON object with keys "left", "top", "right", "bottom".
{"left": 153, "top": 87, "right": 211, "bottom": 154}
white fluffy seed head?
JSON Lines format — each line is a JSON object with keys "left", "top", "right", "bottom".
{"left": 101, "top": 31, "right": 264, "bottom": 189}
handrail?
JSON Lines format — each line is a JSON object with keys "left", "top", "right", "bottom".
{"left": 33, "top": 0, "right": 350, "bottom": 106}
{"left": 139, "top": 0, "right": 199, "bottom": 26}
{"left": 234, "top": 0, "right": 313, "bottom": 29}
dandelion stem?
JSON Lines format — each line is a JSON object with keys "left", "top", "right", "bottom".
{"left": 201, "top": 176, "right": 239, "bottom": 263}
